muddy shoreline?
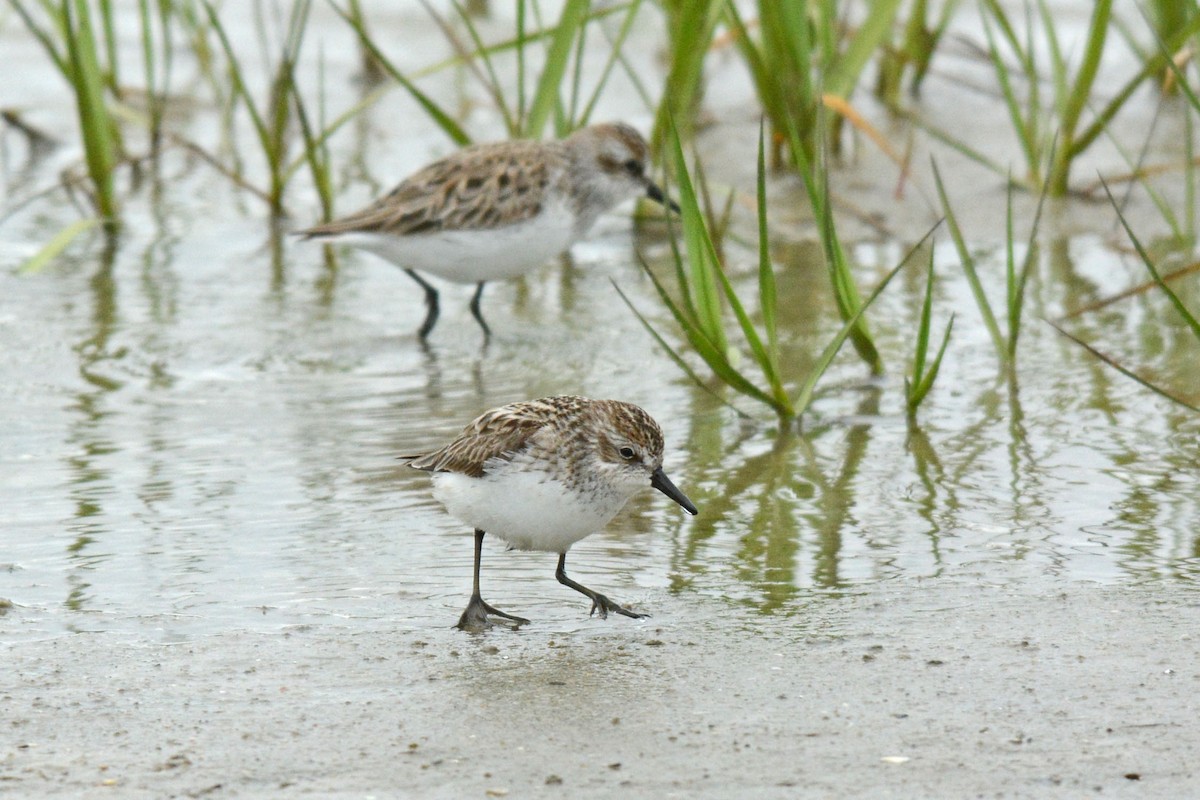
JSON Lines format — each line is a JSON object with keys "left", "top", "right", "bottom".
{"left": 6, "top": 580, "right": 1197, "bottom": 798}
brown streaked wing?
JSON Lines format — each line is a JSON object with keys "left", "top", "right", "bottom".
{"left": 300, "top": 140, "right": 558, "bottom": 238}
{"left": 406, "top": 404, "right": 550, "bottom": 478}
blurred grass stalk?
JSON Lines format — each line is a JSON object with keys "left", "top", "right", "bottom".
{"left": 12, "top": 0, "right": 126, "bottom": 223}
{"left": 725, "top": 0, "right": 901, "bottom": 169}
{"left": 974, "top": 0, "right": 1200, "bottom": 194}
{"left": 64, "top": 0, "right": 122, "bottom": 223}
{"left": 1128, "top": 1, "right": 1200, "bottom": 246}
{"left": 933, "top": 158, "right": 1047, "bottom": 368}
{"left": 621, "top": 122, "right": 921, "bottom": 421}
{"left": 333, "top": 1, "right": 471, "bottom": 146}
{"left": 432, "top": 0, "right": 640, "bottom": 137}
{"left": 876, "top": 0, "right": 960, "bottom": 105}
{"left": 290, "top": 51, "right": 334, "bottom": 222}
{"left": 520, "top": 0, "right": 590, "bottom": 137}
{"left": 1149, "top": 0, "right": 1198, "bottom": 50}
{"left": 651, "top": 0, "right": 723, "bottom": 153}
{"left": 1048, "top": 178, "right": 1200, "bottom": 413}
{"left": 1103, "top": 178, "right": 1200, "bottom": 349}
{"left": 203, "top": 0, "right": 315, "bottom": 214}
{"left": 905, "top": 247, "right": 954, "bottom": 419}
{"left": 136, "top": 0, "right": 176, "bottom": 157}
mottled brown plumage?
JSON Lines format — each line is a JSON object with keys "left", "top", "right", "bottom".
{"left": 401, "top": 395, "right": 696, "bottom": 630}
{"left": 300, "top": 140, "right": 559, "bottom": 238}
{"left": 296, "top": 124, "right": 674, "bottom": 340}
{"left": 406, "top": 396, "right": 665, "bottom": 485}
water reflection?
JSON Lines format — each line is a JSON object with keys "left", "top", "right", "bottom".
{"left": 5, "top": 54, "right": 1200, "bottom": 643}
{"left": 678, "top": 388, "right": 895, "bottom": 613}
{"left": 904, "top": 422, "right": 947, "bottom": 570}
{"left": 64, "top": 237, "right": 121, "bottom": 620}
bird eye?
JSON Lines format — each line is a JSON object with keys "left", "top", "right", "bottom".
{"left": 618, "top": 446, "right": 636, "bottom": 459}
{"left": 623, "top": 158, "right": 643, "bottom": 177}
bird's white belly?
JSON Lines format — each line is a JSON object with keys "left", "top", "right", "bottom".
{"left": 430, "top": 470, "right": 628, "bottom": 553}
{"left": 335, "top": 203, "right": 578, "bottom": 284}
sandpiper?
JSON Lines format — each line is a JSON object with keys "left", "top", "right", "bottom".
{"left": 299, "top": 123, "right": 676, "bottom": 340}
{"left": 404, "top": 395, "right": 698, "bottom": 630}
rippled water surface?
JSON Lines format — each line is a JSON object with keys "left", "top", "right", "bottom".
{"left": 3, "top": 2, "right": 1199, "bottom": 646}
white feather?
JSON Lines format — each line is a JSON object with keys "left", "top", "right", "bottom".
{"left": 328, "top": 199, "right": 578, "bottom": 284}
{"left": 430, "top": 468, "right": 635, "bottom": 553}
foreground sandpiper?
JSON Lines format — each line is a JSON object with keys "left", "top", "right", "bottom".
{"left": 299, "top": 123, "right": 675, "bottom": 340}
{"left": 404, "top": 395, "right": 698, "bottom": 630}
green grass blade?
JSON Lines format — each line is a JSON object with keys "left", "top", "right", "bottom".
{"left": 636, "top": 255, "right": 783, "bottom": 412}
{"left": 1046, "top": 0, "right": 1111, "bottom": 193}
{"left": 329, "top": 1, "right": 470, "bottom": 146}
{"left": 1008, "top": 153, "right": 1051, "bottom": 358}
{"left": 911, "top": 246, "right": 937, "bottom": 385}
{"left": 825, "top": 0, "right": 902, "bottom": 99}
{"left": 979, "top": 9, "right": 1037, "bottom": 182}
{"left": 290, "top": 55, "right": 333, "bottom": 220}
{"left": 203, "top": 2, "right": 272, "bottom": 153}
{"left": 818, "top": 145, "right": 880, "bottom": 373}
{"left": 15, "top": 218, "right": 101, "bottom": 274}
{"left": 577, "top": 0, "right": 643, "bottom": 125}
{"left": 1101, "top": 179, "right": 1200, "bottom": 341}
{"left": 667, "top": 117, "right": 727, "bottom": 353}
{"left": 756, "top": 120, "right": 778, "bottom": 368}
{"left": 611, "top": 279, "right": 751, "bottom": 418}
{"left": 706, "top": 229, "right": 786, "bottom": 408}
{"left": 651, "top": 0, "right": 722, "bottom": 150}
{"left": 932, "top": 158, "right": 1006, "bottom": 362}
{"left": 908, "top": 241, "right": 954, "bottom": 414}
{"left": 65, "top": 0, "right": 120, "bottom": 220}
{"left": 910, "top": 314, "right": 955, "bottom": 413}
{"left": 523, "top": 0, "right": 590, "bottom": 138}
{"left": 441, "top": 0, "right": 516, "bottom": 135}
{"left": 97, "top": 0, "right": 118, "bottom": 92}
{"left": 1047, "top": 320, "right": 1200, "bottom": 412}
{"left": 1072, "top": 11, "right": 1200, "bottom": 163}
{"left": 792, "top": 232, "right": 929, "bottom": 415}
{"left": 9, "top": 1, "right": 70, "bottom": 79}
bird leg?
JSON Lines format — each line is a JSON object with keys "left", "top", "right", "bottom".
{"left": 457, "top": 529, "right": 529, "bottom": 631}
{"left": 555, "top": 552, "right": 647, "bottom": 620}
{"left": 403, "top": 268, "right": 440, "bottom": 339}
{"left": 468, "top": 281, "right": 490, "bottom": 341}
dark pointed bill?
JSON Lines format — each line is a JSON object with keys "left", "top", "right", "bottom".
{"left": 651, "top": 467, "right": 698, "bottom": 515}
{"left": 645, "top": 182, "right": 681, "bottom": 214}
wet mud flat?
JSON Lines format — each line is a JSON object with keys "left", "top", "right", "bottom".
{"left": 5, "top": 579, "right": 1197, "bottom": 798}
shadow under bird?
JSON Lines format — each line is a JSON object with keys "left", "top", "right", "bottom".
{"left": 403, "top": 395, "right": 698, "bottom": 630}
{"left": 298, "top": 123, "right": 677, "bottom": 341}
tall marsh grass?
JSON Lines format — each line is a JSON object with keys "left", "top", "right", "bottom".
{"left": 725, "top": 0, "right": 902, "bottom": 170}
{"left": 7, "top": 0, "right": 1200, "bottom": 418}
{"left": 12, "top": 0, "right": 126, "bottom": 223}
{"left": 619, "top": 123, "right": 936, "bottom": 422}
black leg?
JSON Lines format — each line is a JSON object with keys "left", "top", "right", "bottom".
{"left": 403, "top": 268, "right": 440, "bottom": 339}
{"left": 468, "top": 281, "right": 491, "bottom": 340}
{"left": 456, "top": 529, "right": 529, "bottom": 631}
{"left": 555, "top": 552, "right": 647, "bottom": 620}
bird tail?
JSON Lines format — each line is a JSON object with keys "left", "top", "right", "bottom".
{"left": 397, "top": 454, "right": 436, "bottom": 471}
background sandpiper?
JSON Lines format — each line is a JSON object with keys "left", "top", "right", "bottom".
{"left": 299, "top": 123, "right": 675, "bottom": 341}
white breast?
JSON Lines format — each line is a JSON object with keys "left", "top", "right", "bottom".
{"left": 430, "top": 468, "right": 630, "bottom": 553}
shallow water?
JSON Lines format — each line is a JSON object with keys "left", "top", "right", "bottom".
{"left": 3, "top": 3, "right": 1200, "bottom": 796}
{"left": 2, "top": 0, "right": 1199, "bottom": 636}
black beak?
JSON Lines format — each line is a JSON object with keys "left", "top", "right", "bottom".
{"left": 651, "top": 466, "right": 698, "bottom": 515}
{"left": 645, "top": 181, "right": 681, "bottom": 214}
